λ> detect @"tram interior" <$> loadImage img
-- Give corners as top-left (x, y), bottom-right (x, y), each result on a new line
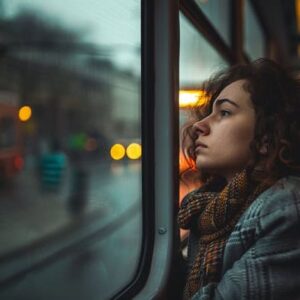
top-left (0, 0), bottom-right (300, 299)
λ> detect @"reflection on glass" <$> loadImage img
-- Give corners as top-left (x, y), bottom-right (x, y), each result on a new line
top-left (0, 0), bottom-right (141, 299)
top-left (244, 0), bottom-right (265, 60)
top-left (194, 0), bottom-right (231, 45)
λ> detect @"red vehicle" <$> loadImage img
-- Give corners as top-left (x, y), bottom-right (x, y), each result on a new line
top-left (0, 93), bottom-right (23, 179)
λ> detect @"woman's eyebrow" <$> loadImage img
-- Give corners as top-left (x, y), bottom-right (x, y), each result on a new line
top-left (214, 98), bottom-right (240, 108)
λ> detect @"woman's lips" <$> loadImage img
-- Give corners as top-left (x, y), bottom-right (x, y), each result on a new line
top-left (194, 142), bottom-right (207, 153)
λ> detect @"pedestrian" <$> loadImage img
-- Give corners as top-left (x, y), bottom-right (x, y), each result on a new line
top-left (178, 58), bottom-right (300, 299)
top-left (40, 139), bottom-right (67, 191)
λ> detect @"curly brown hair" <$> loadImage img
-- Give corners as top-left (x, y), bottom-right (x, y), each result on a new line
top-left (181, 58), bottom-right (300, 186)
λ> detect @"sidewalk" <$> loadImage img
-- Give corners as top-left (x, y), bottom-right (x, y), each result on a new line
top-left (0, 162), bottom-right (110, 259)
top-left (1, 195), bottom-right (73, 258)
top-left (0, 162), bottom-right (140, 284)
top-left (0, 187), bottom-right (112, 260)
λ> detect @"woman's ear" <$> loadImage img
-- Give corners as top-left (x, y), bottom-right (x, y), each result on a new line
top-left (259, 135), bottom-right (269, 155)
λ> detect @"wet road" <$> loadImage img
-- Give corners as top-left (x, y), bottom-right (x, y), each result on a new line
top-left (0, 159), bottom-right (142, 300)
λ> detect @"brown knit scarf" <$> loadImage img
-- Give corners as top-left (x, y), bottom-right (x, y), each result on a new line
top-left (178, 169), bottom-right (265, 299)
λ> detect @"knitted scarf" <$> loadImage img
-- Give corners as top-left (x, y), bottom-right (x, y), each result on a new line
top-left (178, 169), bottom-right (264, 299)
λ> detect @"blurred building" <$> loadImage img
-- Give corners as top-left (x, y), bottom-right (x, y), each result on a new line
top-left (0, 11), bottom-right (140, 160)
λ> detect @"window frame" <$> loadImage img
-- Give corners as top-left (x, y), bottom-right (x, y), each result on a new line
top-left (180, 0), bottom-right (235, 64)
top-left (116, 0), bottom-right (183, 298)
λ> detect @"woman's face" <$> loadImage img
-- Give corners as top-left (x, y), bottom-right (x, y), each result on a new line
top-left (193, 79), bottom-right (256, 182)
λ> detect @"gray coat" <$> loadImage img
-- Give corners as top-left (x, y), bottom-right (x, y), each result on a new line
top-left (190, 176), bottom-right (300, 300)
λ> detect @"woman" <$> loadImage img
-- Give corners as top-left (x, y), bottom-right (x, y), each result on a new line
top-left (178, 58), bottom-right (300, 300)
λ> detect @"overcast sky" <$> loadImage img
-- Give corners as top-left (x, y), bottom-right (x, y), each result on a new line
top-left (3, 0), bottom-right (141, 73)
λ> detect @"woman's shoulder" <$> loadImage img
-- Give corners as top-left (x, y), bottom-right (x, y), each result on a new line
top-left (243, 176), bottom-right (300, 221)
top-left (223, 176), bottom-right (300, 270)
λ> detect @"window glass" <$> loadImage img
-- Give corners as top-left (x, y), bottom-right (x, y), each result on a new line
top-left (0, 0), bottom-right (141, 299)
top-left (244, 0), bottom-right (265, 60)
top-left (179, 13), bottom-right (228, 237)
top-left (194, 0), bottom-right (231, 45)
top-left (180, 13), bottom-right (228, 88)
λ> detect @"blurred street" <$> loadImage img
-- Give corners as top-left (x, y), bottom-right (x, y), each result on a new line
top-left (0, 0), bottom-right (143, 298)
top-left (0, 160), bottom-right (142, 257)
top-left (0, 159), bottom-right (142, 300)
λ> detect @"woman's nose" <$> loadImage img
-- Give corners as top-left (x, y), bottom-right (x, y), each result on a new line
top-left (192, 119), bottom-right (210, 136)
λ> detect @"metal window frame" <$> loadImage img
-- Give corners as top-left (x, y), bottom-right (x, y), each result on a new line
top-left (115, 0), bottom-right (182, 299)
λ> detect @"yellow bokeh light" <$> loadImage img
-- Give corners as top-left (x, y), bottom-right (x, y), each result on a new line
top-left (126, 143), bottom-right (142, 160)
top-left (179, 90), bottom-right (208, 108)
top-left (19, 106), bottom-right (32, 122)
top-left (110, 144), bottom-right (126, 160)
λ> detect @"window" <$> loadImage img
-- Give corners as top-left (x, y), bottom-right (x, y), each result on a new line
top-left (0, 1), bottom-right (141, 299)
top-left (244, 0), bottom-right (265, 60)
top-left (180, 13), bottom-right (228, 88)
top-left (194, 0), bottom-right (231, 45)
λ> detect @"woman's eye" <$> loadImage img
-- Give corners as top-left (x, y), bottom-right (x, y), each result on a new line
top-left (220, 110), bottom-right (231, 117)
